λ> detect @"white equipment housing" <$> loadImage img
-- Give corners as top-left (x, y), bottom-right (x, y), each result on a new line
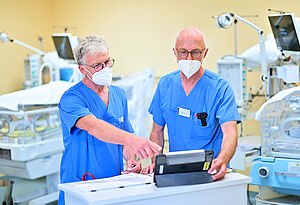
top-left (0, 105), bottom-right (64, 179)
top-left (216, 56), bottom-right (247, 113)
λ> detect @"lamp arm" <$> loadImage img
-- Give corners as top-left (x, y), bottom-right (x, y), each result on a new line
top-left (231, 14), bottom-right (262, 32)
top-left (258, 33), bottom-right (268, 80)
top-left (12, 39), bottom-right (45, 56)
top-left (231, 13), bottom-right (268, 80)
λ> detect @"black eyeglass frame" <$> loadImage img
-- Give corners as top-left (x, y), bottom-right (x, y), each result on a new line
top-left (84, 58), bottom-right (115, 71)
top-left (175, 48), bottom-right (206, 59)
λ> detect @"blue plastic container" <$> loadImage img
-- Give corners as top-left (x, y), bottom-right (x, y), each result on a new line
top-left (60, 68), bottom-right (74, 81)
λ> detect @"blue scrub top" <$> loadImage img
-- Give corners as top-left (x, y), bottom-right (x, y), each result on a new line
top-left (149, 69), bottom-right (241, 158)
top-left (58, 81), bottom-right (133, 205)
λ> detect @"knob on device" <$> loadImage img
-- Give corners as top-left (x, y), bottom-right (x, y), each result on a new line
top-left (258, 166), bottom-right (269, 178)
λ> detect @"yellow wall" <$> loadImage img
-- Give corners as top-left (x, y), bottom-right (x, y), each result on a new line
top-left (0, 0), bottom-right (54, 94)
top-left (0, 0), bottom-right (300, 136)
top-left (49, 0), bottom-right (300, 77)
top-left (1, 0), bottom-right (300, 90)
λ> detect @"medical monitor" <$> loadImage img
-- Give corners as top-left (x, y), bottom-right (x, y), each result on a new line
top-left (268, 13), bottom-right (300, 52)
top-left (52, 33), bottom-right (77, 60)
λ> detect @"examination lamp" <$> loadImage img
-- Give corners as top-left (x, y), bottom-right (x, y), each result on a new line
top-left (215, 13), bottom-right (268, 80)
top-left (0, 32), bottom-right (53, 86)
top-left (0, 32), bottom-right (45, 56)
top-left (216, 13), bottom-right (233, 29)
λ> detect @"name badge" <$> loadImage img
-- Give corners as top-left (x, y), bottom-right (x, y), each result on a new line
top-left (177, 107), bottom-right (191, 118)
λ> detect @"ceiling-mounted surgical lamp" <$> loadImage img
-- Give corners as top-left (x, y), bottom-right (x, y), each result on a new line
top-left (0, 32), bottom-right (45, 56)
top-left (214, 13), bottom-right (268, 81)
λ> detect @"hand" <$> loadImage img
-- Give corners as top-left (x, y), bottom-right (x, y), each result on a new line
top-left (122, 159), bottom-right (142, 174)
top-left (208, 158), bottom-right (227, 181)
top-left (128, 136), bottom-right (162, 159)
top-left (141, 163), bottom-right (155, 175)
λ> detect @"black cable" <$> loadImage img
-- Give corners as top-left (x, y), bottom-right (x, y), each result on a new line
top-left (247, 184), bottom-right (254, 205)
top-left (240, 121), bottom-right (243, 138)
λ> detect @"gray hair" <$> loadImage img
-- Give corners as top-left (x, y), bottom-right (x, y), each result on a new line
top-left (74, 34), bottom-right (109, 65)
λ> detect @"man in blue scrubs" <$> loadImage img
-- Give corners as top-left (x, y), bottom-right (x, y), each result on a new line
top-left (58, 35), bottom-right (161, 204)
top-left (142, 27), bottom-right (240, 181)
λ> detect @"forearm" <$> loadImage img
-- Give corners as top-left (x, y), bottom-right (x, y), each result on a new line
top-left (150, 123), bottom-right (164, 163)
top-left (76, 115), bottom-right (161, 160)
top-left (218, 136), bottom-right (237, 165)
top-left (218, 121), bottom-right (238, 164)
top-left (76, 114), bottom-right (135, 146)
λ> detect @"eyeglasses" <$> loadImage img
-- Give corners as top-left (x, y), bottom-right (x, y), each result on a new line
top-left (176, 48), bottom-right (206, 59)
top-left (85, 58), bottom-right (115, 71)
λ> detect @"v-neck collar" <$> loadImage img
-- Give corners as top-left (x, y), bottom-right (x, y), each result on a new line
top-left (176, 70), bottom-right (205, 97)
top-left (81, 82), bottom-right (111, 111)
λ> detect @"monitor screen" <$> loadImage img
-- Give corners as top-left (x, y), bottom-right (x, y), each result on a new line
top-left (52, 35), bottom-right (75, 60)
top-left (269, 14), bottom-right (300, 52)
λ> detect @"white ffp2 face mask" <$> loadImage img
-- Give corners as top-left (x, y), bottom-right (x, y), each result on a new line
top-left (83, 66), bottom-right (113, 86)
top-left (178, 60), bottom-right (202, 79)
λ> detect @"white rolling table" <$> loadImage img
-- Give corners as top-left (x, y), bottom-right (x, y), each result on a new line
top-left (59, 172), bottom-right (251, 205)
